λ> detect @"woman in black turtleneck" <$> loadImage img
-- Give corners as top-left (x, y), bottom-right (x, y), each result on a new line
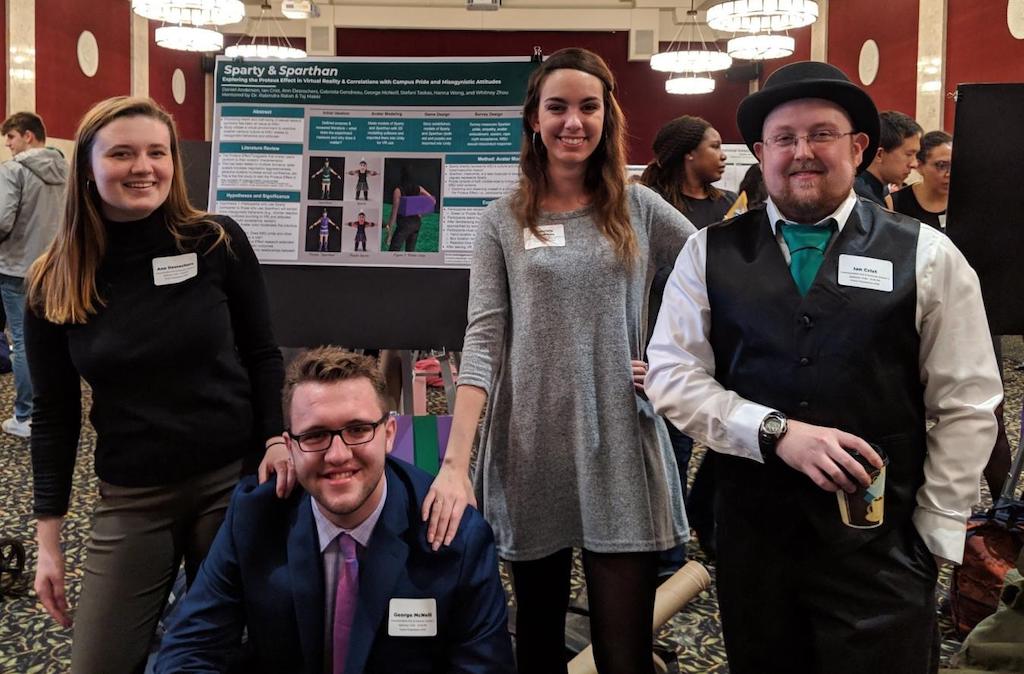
top-left (24, 97), bottom-right (287, 672)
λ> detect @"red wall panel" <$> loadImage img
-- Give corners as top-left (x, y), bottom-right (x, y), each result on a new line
top-left (335, 28), bottom-right (751, 163)
top-left (945, 0), bottom-right (1024, 132)
top-left (148, 23), bottom-right (206, 141)
top-left (759, 25), bottom-right (813, 86)
top-left (35, 0), bottom-right (132, 139)
top-left (828, 0), bottom-right (918, 117)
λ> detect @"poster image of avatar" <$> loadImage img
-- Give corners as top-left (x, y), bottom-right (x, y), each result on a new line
top-left (308, 156), bottom-right (345, 201)
top-left (341, 207), bottom-right (381, 252)
top-left (304, 206), bottom-right (343, 252)
top-left (381, 157), bottom-right (442, 253)
top-left (346, 157), bottom-right (382, 202)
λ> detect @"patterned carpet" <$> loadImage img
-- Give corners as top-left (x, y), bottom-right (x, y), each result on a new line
top-left (0, 340), bottom-right (1021, 673)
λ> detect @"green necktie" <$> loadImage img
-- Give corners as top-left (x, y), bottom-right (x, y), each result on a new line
top-left (779, 220), bottom-right (836, 296)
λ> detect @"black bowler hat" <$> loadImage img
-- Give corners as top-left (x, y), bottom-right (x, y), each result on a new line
top-left (737, 61), bottom-right (879, 172)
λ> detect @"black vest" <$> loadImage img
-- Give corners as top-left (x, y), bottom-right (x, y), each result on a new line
top-left (706, 202), bottom-right (926, 551)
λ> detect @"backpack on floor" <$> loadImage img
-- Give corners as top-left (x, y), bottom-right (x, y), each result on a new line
top-left (950, 407), bottom-right (1024, 638)
top-left (951, 502), bottom-right (1024, 637)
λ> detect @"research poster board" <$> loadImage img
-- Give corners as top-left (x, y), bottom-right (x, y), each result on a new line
top-left (209, 57), bottom-right (535, 269)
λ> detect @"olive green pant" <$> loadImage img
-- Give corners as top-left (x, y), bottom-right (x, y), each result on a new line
top-left (70, 460), bottom-right (241, 674)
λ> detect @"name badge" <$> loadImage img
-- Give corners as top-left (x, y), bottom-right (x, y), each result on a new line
top-left (524, 224), bottom-right (566, 250)
top-left (152, 253), bottom-right (198, 286)
top-left (388, 598), bottom-right (437, 637)
top-left (837, 254), bottom-right (893, 292)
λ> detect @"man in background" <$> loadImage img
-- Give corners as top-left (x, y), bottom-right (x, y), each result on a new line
top-left (855, 109), bottom-right (922, 208)
top-left (0, 112), bottom-right (67, 438)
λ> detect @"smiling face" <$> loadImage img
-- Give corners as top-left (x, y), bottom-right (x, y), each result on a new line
top-left (755, 98), bottom-right (868, 224)
top-left (89, 115), bottom-right (173, 222)
top-left (688, 126), bottom-right (728, 184)
top-left (531, 68), bottom-right (605, 170)
top-left (287, 378), bottom-right (394, 529)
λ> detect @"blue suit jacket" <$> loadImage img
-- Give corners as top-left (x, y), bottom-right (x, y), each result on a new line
top-left (156, 458), bottom-right (514, 673)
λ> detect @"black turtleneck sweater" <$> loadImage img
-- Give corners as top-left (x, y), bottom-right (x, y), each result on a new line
top-left (26, 211), bottom-right (284, 517)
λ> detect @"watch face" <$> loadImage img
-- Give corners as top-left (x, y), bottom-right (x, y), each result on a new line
top-left (764, 416), bottom-right (784, 435)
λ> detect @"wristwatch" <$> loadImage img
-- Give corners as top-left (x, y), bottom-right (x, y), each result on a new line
top-left (758, 411), bottom-right (788, 455)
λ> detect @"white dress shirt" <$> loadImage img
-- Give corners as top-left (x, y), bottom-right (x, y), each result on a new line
top-left (645, 190), bottom-right (1003, 563)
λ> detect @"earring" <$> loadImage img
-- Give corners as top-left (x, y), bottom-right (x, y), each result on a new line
top-left (532, 131), bottom-right (542, 152)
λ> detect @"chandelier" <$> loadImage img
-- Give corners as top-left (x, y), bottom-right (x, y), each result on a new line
top-left (651, 49), bottom-right (731, 74)
top-left (706, 0), bottom-right (818, 34)
top-left (727, 34), bottom-right (795, 60)
top-left (155, 25), bottom-right (224, 52)
top-left (132, 0), bottom-right (245, 26)
top-left (651, 1), bottom-right (731, 76)
top-left (225, 1), bottom-right (307, 59)
top-left (134, 1), bottom-right (242, 53)
top-left (665, 75), bottom-right (716, 95)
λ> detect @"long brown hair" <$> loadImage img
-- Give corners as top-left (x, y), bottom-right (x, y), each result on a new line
top-left (639, 115), bottom-right (722, 213)
top-left (513, 48), bottom-right (636, 267)
top-left (27, 96), bottom-right (228, 324)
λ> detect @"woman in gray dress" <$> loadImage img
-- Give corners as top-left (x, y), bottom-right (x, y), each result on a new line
top-left (421, 48), bottom-right (694, 674)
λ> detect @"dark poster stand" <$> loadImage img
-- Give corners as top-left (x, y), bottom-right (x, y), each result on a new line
top-left (946, 83), bottom-right (1024, 335)
top-left (180, 140), bottom-right (469, 350)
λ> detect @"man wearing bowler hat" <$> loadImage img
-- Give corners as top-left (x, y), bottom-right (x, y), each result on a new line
top-left (646, 61), bottom-right (1003, 673)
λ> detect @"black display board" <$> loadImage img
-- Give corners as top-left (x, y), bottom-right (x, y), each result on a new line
top-left (179, 141), bottom-right (469, 350)
top-left (946, 83), bottom-right (1024, 335)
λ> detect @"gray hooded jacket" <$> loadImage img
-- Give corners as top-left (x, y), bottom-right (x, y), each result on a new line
top-left (0, 147), bottom-right (67, 276)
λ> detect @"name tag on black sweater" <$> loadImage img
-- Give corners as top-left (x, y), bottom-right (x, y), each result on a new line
top-left (152, 253), bottom-right (198, 286)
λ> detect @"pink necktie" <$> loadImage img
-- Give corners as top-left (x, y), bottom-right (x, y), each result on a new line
top-left (332, 533), bottom-right (359, 674)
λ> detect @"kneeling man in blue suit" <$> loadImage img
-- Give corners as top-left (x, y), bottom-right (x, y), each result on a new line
top-left (157, 347), bottom-right (514, 674)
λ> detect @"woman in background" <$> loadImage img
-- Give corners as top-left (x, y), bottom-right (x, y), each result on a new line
top-left (640, 115), bottom-right (736, 563)
top-left (640, 115), bottom-right (736, 228)
top-left (893, 129), bottom-right (952, 230)
top-left (26, 96), bottom-right (286, 673)
top-left (732, 163), bottom-right (768, 215)
top-left (421, 48), bottom-right (694, 673)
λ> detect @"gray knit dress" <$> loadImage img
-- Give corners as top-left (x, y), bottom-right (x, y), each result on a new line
top-left (458, 183), bottom-right (696, 561)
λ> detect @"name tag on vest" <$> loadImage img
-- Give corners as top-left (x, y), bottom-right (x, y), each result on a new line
top-left (152, 253), bottom-right (198, 286)
top-left (524, 224), bottom-right (566, 250)
top-left (837, 254), bottom-right (893, 292)
top-left (388, 598), bottom-right (437, 637)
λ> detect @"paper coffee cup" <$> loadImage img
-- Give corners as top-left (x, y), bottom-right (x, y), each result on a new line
top-left (837, 443), bottom-right (889, 529)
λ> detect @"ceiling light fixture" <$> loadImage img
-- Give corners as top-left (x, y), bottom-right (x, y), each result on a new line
top-left (706, 0), bottom-right (818, 34)
top-left (665, 75), bottom-right (717, 95)
top-left (727, 33), bottom-right (796, 60)
top-left (651, 1), bottom-right (732, 75)
top-left (132, 0), bottom-right (245, 26)
top-left (225, 0), bottom-right (306, 59)
top-left (155, 25), bottom-right (224, 52)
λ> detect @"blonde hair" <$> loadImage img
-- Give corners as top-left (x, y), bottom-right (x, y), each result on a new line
top-left (513, 48), bottom-right (636, 268)
top-left (27, 96), bottom-right (227, 324)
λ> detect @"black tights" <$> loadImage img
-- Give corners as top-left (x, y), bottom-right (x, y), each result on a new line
top-left (509, 548), bottom-right (658, 674)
